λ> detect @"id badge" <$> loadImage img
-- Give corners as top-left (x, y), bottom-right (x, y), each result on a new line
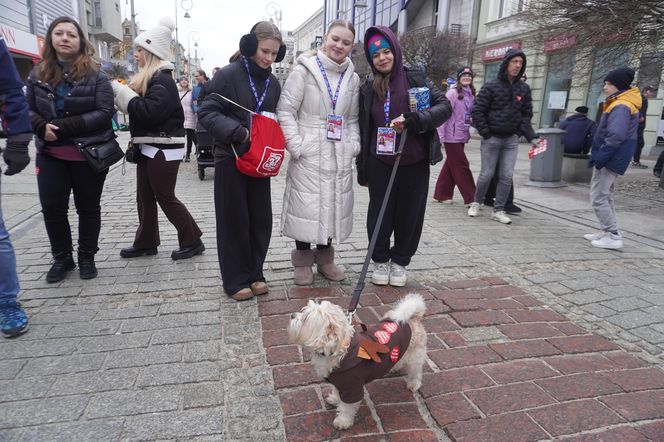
top-left (326, 114), bottom-right (343, 141)
top-left (376, 127), bottom-right (396, 155)
top-left (464, 112), bottom-right (471, 128)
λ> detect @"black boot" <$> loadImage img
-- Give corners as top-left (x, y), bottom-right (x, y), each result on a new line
top-left (46, 251), bottom-right (76, 283)
top-left (78, 250), bottom-right (98, 280)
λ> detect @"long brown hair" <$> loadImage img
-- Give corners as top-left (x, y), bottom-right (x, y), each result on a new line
top-left (230, 21), bottom-right (283, 63)
top-left (455, 77), bottom-right (476, 100)
top-left (37, 16), bottom-right (97, 85)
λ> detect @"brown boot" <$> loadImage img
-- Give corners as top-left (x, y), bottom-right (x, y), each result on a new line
top-left (314, 247), bottom-right (345, 281)
top-left (291, 249), bottom-right (315, 286)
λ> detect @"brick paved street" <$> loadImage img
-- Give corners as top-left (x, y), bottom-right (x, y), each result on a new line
top-left (1, 134), bottom-right (664, 441)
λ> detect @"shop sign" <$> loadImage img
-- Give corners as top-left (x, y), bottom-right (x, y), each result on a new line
top-left (544, 35), bottom-right (576, 53)
top-left (0, 24), bottom-right (41, 58)
top-left (482, 41), bottom-right (521, 62)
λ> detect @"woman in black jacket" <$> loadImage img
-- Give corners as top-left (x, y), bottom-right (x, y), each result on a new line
top-left (26, 16), bottom-right (115, 283)
top-left (198, 21), bottom-right (284, 301)
top-left (112, 17), bottom-right (204, 261)
top-left (356, 26), bottom-right (451, 288)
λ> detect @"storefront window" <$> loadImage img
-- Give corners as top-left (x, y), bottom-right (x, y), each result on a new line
top-left (483, 62), bottom-right (500, 84)
top-left (587, 47), bottom-right (628, 123)
top-left (540, 52), bottom-right (575, 128)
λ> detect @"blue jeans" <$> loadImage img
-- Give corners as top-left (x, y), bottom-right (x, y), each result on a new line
top-left (474, 135), bottom-right (519, 212)
top-left (0, 175), bottom-right (20, 302)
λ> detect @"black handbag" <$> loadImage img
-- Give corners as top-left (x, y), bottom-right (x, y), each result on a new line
top-left (124, 141), bottom-right (141, 164)
top-left (80, 138), bottom-right (125, 173)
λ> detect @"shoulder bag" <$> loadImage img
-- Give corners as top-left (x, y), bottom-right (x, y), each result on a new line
top-left (80, 138), bottom-right (125, 173)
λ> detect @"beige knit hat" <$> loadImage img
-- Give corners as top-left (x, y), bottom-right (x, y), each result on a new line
top-left (134, 17), bottom-right (175, 61)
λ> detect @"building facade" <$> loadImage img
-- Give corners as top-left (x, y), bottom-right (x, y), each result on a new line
top-left (292, 7), bottom-right (324, 59)
top-left (472, 0), bottom-right (664, 153)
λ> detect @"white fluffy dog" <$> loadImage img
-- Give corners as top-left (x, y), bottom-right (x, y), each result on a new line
top-left (288, 293), bottom-right (427, 430)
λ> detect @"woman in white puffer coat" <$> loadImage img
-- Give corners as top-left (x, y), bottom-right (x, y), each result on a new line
top-left (277, 20), bottom-right (361, 286)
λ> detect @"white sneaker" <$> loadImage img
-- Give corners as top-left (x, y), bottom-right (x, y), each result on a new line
top-left (468, 202), bottom-right (480, 217)
top-left (591, 233), bottom-right (623, 249)
top-left (371, 262), bottom-right (390, 285)
top-left (491, 210), bottom-right (512, 224)
top-left (389, 262), bottom-right (407, 287)
top-left (584, 231), bottom-right (607, 241)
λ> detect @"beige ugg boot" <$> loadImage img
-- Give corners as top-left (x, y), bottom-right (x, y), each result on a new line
top-left (314, 247), bottom-right (346, 281)
top-left (291, 249), bottom-right (315, 286)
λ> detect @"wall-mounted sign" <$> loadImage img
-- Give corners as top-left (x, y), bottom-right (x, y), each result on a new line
top-left (544, 35), bottom-right (576, 53)
top-left (0, 24), bottom-right (41, 59)
top-left (481, 41), bottom-right (521, 62)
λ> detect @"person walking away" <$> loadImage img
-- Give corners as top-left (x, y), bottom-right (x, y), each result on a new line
top-left (0, 36), bottom-right (32, 337)
top-left (277, 20), bottom-right (360, 286)
top-left (26, 17), bottom-right (115, 283)
top-left (559, 106), bottom-right (597, 154)
top-left (178, 76), bottom-right (197, 162)
top-left (433, 66), bottom-right (476, 205)
top-left (585, 67), bottom-right (641, 249)
top-left (198, 21), bottom-right (284, 301)
top-left (468, 48), bottom-right (538, 224)
top-left (356, 26), bottom-right (451, 287)
top-left (631, 85), bottom-right (655, 168)
top-left (112, 17), bottom-right (204, 261)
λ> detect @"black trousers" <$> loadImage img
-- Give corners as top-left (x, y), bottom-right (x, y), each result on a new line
top-left (366, 155), bottom-right (429, 267)
top-left (185, 128), bottom-right (197, 157)
top-left (654, 150), bottom-right (664, 174)
top-left (36, 154), bottom-right (107, 254)
top-left (214, 157), bottom-right (272, 295)
top-left (634, 126), bottom-right (645, 163)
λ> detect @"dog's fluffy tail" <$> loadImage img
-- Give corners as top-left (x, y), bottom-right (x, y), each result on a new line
top-left (384, 293), bottom-right (426, 323)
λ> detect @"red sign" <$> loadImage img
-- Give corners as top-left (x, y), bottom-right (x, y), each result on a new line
top-left (482, 41), bottom-right (521, 62)
top-left (544, 35), bottom-right (576, 53)
top-left (0, 24), bottom-right (42, 59)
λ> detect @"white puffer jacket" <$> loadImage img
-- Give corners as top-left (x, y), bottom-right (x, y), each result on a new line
top-left (179, 88), bottom-right (196, 130)
top-left (278, 50), bottom-right (361, 245)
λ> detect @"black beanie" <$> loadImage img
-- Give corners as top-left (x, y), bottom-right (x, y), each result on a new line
top-left (575, 106), bottom-right (589, 114)
top-left (457, 66), bottom-right (474, 81)
top-left (604, 67), bottom-right (634, 91)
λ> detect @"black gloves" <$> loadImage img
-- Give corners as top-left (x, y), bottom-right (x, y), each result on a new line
top-left (51, 116), bottom-right (85, 138)
top-left (402, 112), bottom-right (424, 133)
top-left (3, 133), bottom-right (31, 176)
top-left (31, 114), bottom-right (48, 139)
top-left (232, 126), bottom-right (249, 144)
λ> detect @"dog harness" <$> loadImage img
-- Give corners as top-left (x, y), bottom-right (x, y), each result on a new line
top-left (326, 320), bottom-right (412, 403)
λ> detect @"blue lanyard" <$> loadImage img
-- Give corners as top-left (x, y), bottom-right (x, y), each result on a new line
top-left (383, 89), bottom-right (391, 126)
top-left (242, 56), bottom-right (270, 112)
top-left (315, 56), bottom-right (346, 113)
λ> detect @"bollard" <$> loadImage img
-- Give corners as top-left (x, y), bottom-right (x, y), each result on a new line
top-left (527, 127), bottom-right (567, 188)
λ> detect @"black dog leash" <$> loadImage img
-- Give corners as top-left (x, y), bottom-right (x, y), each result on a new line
top-left (348, 128), bottom-right (409, 323)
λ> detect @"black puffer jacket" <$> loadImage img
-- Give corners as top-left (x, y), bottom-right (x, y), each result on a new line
top-left (26, 67), bottom-right (114, 152)
top-left (198, 58), bottom-right (281, 161)
top-left (127, 68), bottom-right (185, 149)
top-left (356, 69), bottom-right (450, 186)
top-left (471, 48), bottom-right (536, 142)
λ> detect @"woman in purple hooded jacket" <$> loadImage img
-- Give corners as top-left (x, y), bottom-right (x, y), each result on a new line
top-left (433, 67), bottom-right (476, 205)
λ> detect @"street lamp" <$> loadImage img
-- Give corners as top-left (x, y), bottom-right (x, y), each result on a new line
top-left (187, 31), bottom-right (200, 81)
top-left (174, 0), bottom-right (193, 76)
top-left (265, 1), bottom-right (282, 30)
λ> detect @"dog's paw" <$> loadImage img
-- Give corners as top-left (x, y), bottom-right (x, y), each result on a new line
top-left (333, 414), bottom-right (354, 430)
top-left (325, 393), bottom-right (340, 406)
top-left (406, 380), bottom-right (422, 392)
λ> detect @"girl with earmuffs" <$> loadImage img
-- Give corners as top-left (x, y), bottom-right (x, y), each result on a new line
top-left (198, 21), bottom-right (284, 301)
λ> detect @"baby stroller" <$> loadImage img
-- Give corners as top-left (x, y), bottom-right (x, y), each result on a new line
top-left (195, 123), bottom-right (215, 180)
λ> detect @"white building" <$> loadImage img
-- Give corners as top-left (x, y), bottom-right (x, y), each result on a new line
top-left (292, 7), bottom-right (324, 58)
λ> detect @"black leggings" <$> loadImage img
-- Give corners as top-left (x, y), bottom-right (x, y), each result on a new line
top-left (185, 128), bottom-right (197, 157)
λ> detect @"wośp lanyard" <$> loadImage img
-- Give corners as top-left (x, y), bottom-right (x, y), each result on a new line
top-left (315, 56), bottom-right (346, 113)
top-left (383, 89), bottom-right (391, 126)
top-left (242, 56), bottom-right (270, 113)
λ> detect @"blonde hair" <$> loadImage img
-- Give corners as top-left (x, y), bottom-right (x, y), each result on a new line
top-left (129, 49), bottom-right (163, 95)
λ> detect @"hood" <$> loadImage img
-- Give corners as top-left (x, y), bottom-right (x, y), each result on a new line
top-left (298, 49), bottom-right (351, 74)
top-left (604, 87), bottom-right (642, 115)
top-left (497, 48), bottom-right (526, 82)
top-left (363, 26), bottom-right (403, 76)
top-left (567, 113), bottom-right (589, 121)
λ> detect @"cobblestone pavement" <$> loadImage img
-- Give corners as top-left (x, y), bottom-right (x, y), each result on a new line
top-left (1, 134), bottom-right (664, 441)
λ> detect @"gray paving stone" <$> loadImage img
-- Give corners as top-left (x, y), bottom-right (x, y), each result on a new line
top-left (19, 419), bottom-right (124, 442)
top-left (188, 311), bottom-right (221, 326)
top-left (48, 368), bottom-right (139, 396)
top-left (561, 278), bottom-right (607, 291)
top-left (599, 284), bottom-right (652, 298)
top-left (159, 300), bottom-right (219, 315)
top-left (151, 324), bottom-right (221, 345)
top-left (29, 310), bottom-right (97, 325)
top-left (136, 361), bottom-right (220, 387)
top-left (183, 341), bottom-right (220, 363)
top-left (182, 381), bottom-right (225, 408)
top-left (601, 297), bottom-right (653, 312)
top-left (524, 272), bottom-right (568, 284)
top-left (0, 377), bottom-right (53, 401)
top-left (77, 331), bottom-right (152, 353)
top-left (580, 303), bottom-right (617, 318)
top-left (46, 320), bottom-right (122, 338)
top-left (0, 395), bottom-right (88, 428)
top-left (606, 310), bottom-right (662, 329)
top-left (86, 386), bottom-right (180, 418)
top-left (0, 339), bottom-right (80, 360)
top-left (0, 360), bottom-right (26, 380)
top-left (561, 290), bottom-right (617, 305)
top-left (118, 314), bottom-right (189, 333)
top-left (95, 306), bottom-right (160, 321)
top-left (123, 407), bottom-right (223, 440)
top-left (631, 327), bottom-right (664, 344)
top-left (105, 344), bottom-right (183, 369)
top-left (18, 353), bottom-right (103, 377)
top-left (460, 326), bottom-right (505, 343)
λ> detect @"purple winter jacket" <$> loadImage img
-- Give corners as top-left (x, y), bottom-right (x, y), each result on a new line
top-left (437, 87), bottom-right (474, 144)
